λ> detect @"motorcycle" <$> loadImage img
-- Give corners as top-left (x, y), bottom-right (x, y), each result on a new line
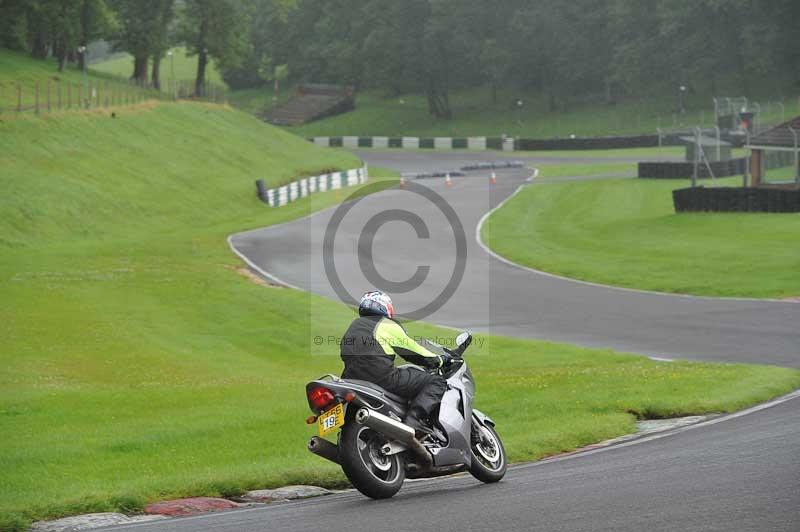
top-left (304, 331), bottom-right (507, 499)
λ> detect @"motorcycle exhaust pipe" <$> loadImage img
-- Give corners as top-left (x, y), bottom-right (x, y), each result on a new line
top-left (355, 408), bottom-right (432, 468)
top-left (308, 436), bottom-right (339, 465)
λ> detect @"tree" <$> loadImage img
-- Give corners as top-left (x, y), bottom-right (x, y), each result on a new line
top-left (149, 0), bottom-right (174, 90)
top-left (108, 0), bottom-right (173, 85)
top-left (178, 0), bottom-right (249, 96)
top-left (0, 0), bottom-right (30, 51)
top-left (77, 0), bottom-right (115, 72)
top-left (219, 0), bottom-right (294, 90)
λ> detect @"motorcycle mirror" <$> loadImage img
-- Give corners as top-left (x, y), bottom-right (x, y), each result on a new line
top-left (456, 331), bottom-right (472, 349)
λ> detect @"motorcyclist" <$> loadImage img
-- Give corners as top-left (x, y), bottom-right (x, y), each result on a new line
top-left (340, 290), bottom-right (449, 436)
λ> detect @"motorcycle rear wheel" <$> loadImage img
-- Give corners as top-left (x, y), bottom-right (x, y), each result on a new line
top-left (339, 422), bottom-right (405, 499)
top-left (468, 422), bottom-right (507, 483)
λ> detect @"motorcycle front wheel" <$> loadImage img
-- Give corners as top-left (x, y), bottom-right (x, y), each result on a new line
top-left (339, 422), bottom-right (405, 499)
top-left (468, 421), bottom-right (507, 483)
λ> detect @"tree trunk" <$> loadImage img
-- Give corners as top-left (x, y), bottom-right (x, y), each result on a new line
top-left (195, 50), bottom-right (207, 97)
top-left (55, 38), bottom-right (67, 71)
top-left (195, 49), bottom-right (207, 97)
top-left (78, 0), bottom-right (90, 71)
top-left (194, 15), bottom-right (209, 97)
top-left (548, 87), bottom-right (557, 112)
top-left (31, 31), bottom-right (48, 59)
top-left (132, 54), bottom-right (148, 86)
top-left (151, 55), bottom-right (161, 90)
top-left (426, 89), bottom-right (451, 119)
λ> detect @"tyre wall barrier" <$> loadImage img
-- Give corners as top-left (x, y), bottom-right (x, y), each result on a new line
top-left (639, 159), bottom-right (747, 179)
top-left (255, 166), bottom-right (367, 207)
top-left (673, 186), bottom-right (800, 213)
top-left (640, 152), bottom-right (794, 179)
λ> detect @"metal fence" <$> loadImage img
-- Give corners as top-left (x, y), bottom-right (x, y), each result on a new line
top-left (0, 77), bottom-right (227, 116)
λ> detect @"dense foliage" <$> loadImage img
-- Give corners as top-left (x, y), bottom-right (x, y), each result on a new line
top-left (2, 0), bottom-right (798, 113)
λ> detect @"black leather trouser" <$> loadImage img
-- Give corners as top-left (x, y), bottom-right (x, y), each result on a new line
top-left (378, 367), bottom-right (447, 419)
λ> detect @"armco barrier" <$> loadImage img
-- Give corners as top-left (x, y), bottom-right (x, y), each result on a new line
top-left (673, 186), bottom-right (800, 212)
top-left (255, 166), bottom-right (367, 207)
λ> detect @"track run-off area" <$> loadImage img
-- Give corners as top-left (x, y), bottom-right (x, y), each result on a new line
top-left (201, 149), bottom-right (800, 532)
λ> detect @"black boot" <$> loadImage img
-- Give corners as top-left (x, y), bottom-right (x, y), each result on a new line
top-left (403, 410), bottom-right (432, 438)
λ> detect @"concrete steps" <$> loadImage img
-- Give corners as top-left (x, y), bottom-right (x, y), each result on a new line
top-left (267, 84), bottom-right (354, 126)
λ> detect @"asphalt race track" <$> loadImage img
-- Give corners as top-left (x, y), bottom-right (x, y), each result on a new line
top-left (107, 394), bottom-right (800, 532)
top-left (125, 150), bottom-right (798, 531)
top-left (231, 150), bottom-right (800, 366)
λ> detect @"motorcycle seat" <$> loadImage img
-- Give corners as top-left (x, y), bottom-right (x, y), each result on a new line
top-left (343, 379), bottom-right (408, 405)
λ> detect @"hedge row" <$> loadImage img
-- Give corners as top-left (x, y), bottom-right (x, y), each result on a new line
top-left (673, 186), bottom-right (800, 212)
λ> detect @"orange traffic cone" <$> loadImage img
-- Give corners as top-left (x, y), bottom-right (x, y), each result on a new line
top-left (445, 173), bottom-right (453, 187)
top-left (490, 171), bottom-right (497, 185)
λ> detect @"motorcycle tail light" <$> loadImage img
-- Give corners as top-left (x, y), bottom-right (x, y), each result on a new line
top-left (308, 386), bottom-right (336, 410)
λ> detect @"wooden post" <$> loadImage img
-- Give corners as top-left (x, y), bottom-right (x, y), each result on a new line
top-left (57, 81), bottom-right (62, 110)
top-left (751, 149), bottom-right (762, 187)
top-left (17, 82), bottom-right (22, 112)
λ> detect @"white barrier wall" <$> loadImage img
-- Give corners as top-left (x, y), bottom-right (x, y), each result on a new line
top-left (260, 166), bottom-right (368, 207)
top-left (434, 137), bottom-right (452, 150)
top-left (468, 137), bottom-right (487, 150)
top-left (402, 137), bottom-right (420, 149)
top-left (310, 136), bottom-right (505, 151)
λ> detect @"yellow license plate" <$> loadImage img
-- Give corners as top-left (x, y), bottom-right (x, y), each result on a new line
top-left (317, 403), bottom-right (344, 437)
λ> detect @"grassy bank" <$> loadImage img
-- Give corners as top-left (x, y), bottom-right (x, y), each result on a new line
top-left (282, 87), bottom-right (800, 138)
top-left (2, 97), bottom-right (798, 529)
top-left (482, 175), bottom-right (800, 298)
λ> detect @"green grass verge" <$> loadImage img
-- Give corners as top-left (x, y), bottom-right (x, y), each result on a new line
top-left (90, 47), bottom-right (224, 86)
top-left (283, 87), bottom-right (800, 138)
top-left (535, 162), bottom-right (635, 178)
top-left (1, 95), bottom-right (798, 529)
top-left (482, 175), bottom-right (800, 298)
